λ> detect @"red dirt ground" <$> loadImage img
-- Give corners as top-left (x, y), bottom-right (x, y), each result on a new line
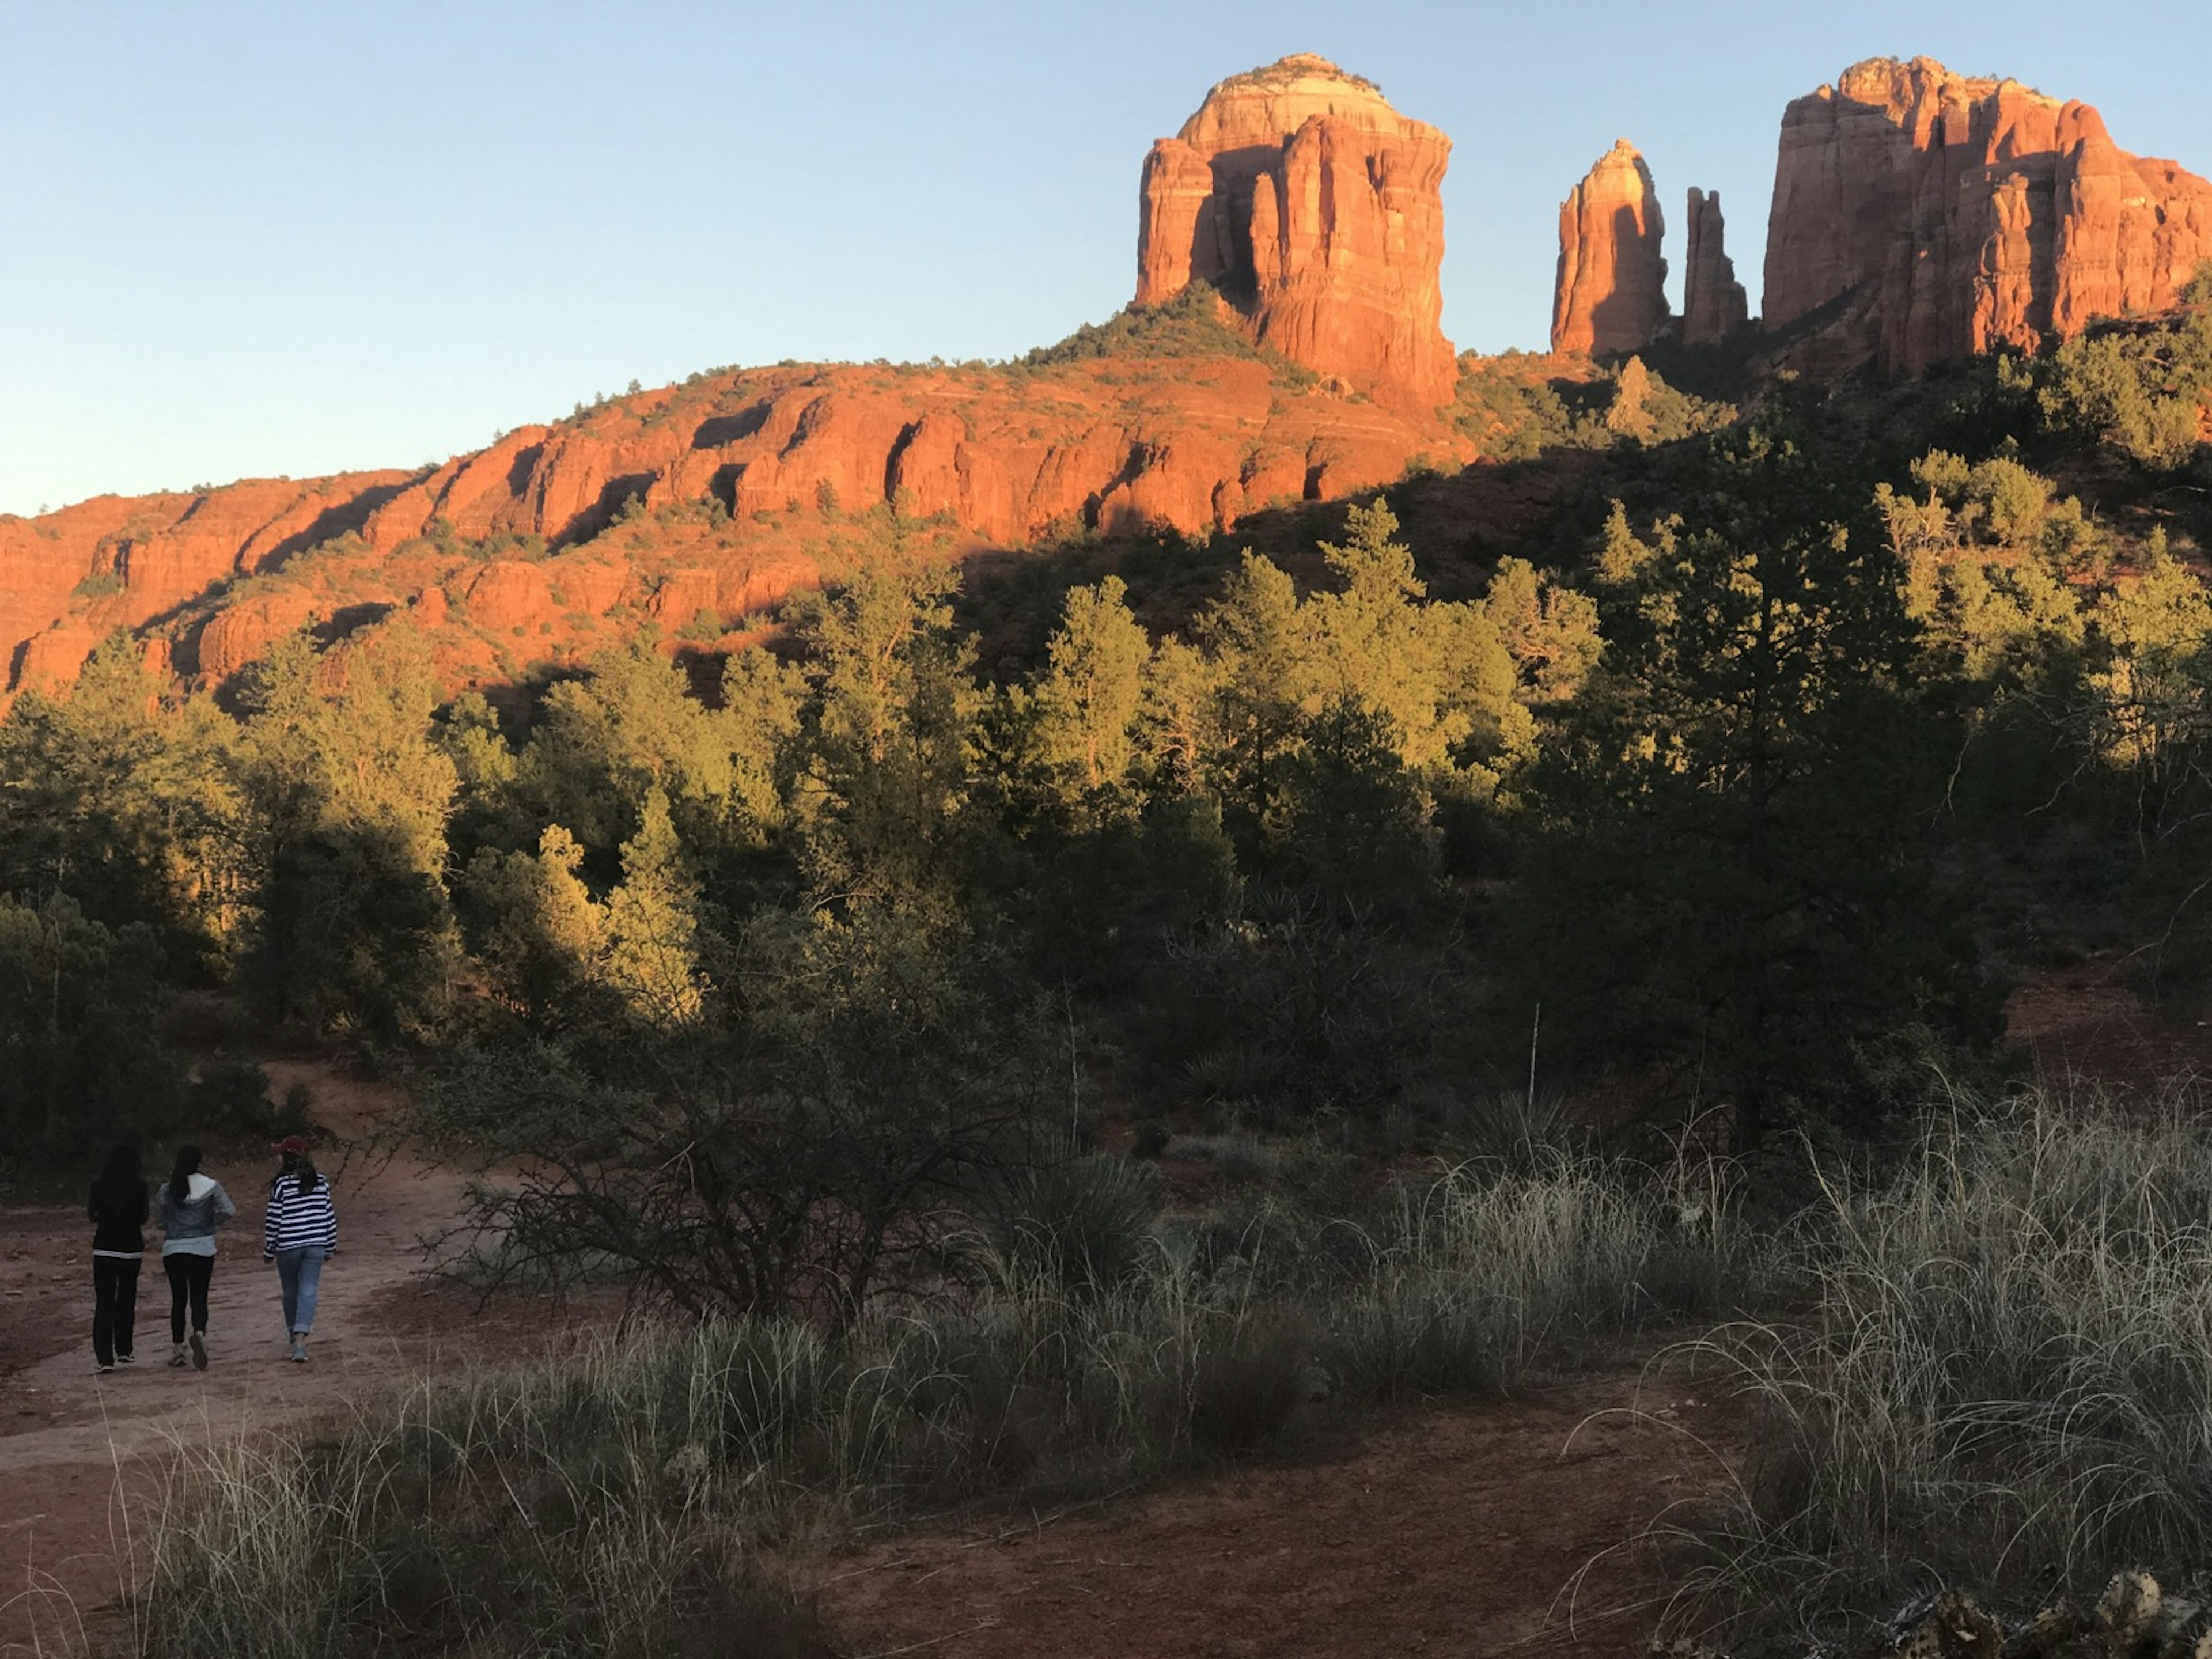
top-left (0, 1058), bottom-right (607, 1657)
top-left (7, 971), bottom-right (2202, 1658)
top-left (820, 1368), bottom-right (1738, 1659)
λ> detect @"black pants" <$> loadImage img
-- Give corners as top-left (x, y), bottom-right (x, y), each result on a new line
top-left (92, 1256), bottom-right (140, 1365)
top-left (165, 1252), bottom-right (213, 1343)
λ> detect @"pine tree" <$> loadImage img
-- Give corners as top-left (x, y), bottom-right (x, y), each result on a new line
top-left (1034, 575), bottom-right (1150, 801)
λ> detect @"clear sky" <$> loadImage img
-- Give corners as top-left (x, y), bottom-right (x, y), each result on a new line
top-left (3, 0), bottom-right (2207, 516)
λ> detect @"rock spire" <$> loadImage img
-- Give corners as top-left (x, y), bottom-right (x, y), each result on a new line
top-left (1134, 53), bottom-right (1457, 409)
top-left (1681, 189), bottom-right (1749, 344)
top-left (1551, 139), bottom-right (1669, 355)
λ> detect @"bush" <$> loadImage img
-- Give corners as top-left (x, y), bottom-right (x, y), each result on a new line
top-left (1021, 283), bottom-right (1315, 388)
top-left (982, 1151), bottom-right (1164, 1296)
top-left (1688, 1084), bottom-right (2212, 1650)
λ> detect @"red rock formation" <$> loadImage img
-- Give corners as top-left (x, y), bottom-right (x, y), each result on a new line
top-left (1, 66), bottom-right (1480, 696)
top-left (1552, 140), bottom-right (1668, 355)
top-left (463, 561), bottom-right (558, 632)
top-left (1, 347), bottom-right (1468, 696)
top-left (1134, 54), bottom-right (1456, 409)
top-left (0, 470), bottom-right (407, 689)
top-left (10, 622), bottom-right (100, 692)
top-left (648, 568), bottom-right (722, 627)
top-left (1763, 56), bottom-right (2212, 373)
top-left (199, 592), bottom-right (318, 683)
top-left (1681, 189), bottom-right (1749, 345)
top-left (544, 558), bottom-right (630, 616)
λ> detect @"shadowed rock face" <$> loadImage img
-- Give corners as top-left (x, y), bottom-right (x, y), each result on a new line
top-left (1681, 189), bottom-right (1749, 346)
top-left (1763, 55), bottom-right (2212, 374)
top-left (1551, 139), bottom-right (1669, 355)
top-left (1135, 53), bottom-right (1457, 410)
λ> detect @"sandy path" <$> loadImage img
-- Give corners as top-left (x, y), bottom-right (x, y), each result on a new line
top-left (0, 1059), bottom-right (494, 1657)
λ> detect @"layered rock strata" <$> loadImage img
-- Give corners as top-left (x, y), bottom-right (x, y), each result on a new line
top-left (1763, 56), bottom-right (2212, 373)
top-left (2, 356), bottom-right (1467, 695)
top-left (1551, 139), bottom-right (1669, 355)
top-left (1135, 54), bottom-right (1457, 409)
top-left (1681, 188), bottom-right (1750, 344)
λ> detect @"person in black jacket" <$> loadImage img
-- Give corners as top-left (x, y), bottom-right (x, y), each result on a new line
top-left (89, 1143), bottom-right (149, 1373)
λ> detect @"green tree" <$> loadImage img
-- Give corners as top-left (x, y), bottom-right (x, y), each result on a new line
top-left (0, 893), bottom-right (182, 1156)
top-left (1033, 575), bottom-right (1150, 804)
top-left (1521, 431), bottom-right (1993, 1141)
top-left (793, 560), bottom-right (976, 904)
top-left (238, 624), bottom-right (459, 1037)
top-left (0, 636), bottom-right (247, 960)
top-left (601, 790), bottom-right (706, 1027)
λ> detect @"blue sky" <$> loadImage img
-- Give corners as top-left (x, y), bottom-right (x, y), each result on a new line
top-left (3, 0), bottom-right (2207, 515)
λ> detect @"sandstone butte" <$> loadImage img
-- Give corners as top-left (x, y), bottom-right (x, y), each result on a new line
top-left (1135, 53), bottom-right (1458, 412)
top-left (1551, 139), bottom-right (1669, 356)
top-left (1, 55), bottom-right (1479, 703)
top-left (1763, 55), bottom-right (2212, 374)
top-left (1681, 189), bottom-right (1749, 346)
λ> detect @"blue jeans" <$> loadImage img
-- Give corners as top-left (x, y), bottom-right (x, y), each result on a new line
top-left (275, 1248), bottom-right (325, 1335)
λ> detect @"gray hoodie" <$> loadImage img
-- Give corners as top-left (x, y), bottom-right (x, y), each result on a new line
top-left (157, 1171), bottom-right (237, 1256)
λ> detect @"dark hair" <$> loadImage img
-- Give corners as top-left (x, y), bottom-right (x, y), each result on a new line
top-left (282, 1151), bottom-right (321, 1199)
top-left (168, 1143), bottom-right (202, 1199)
top-left (98, 1143), bottom-right (141, 1188)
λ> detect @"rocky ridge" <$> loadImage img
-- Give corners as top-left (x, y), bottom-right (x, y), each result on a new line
top-left (2, 351), bottom-right (1465, 698)
top-left (1135, 54), bottom-right (1457, 410)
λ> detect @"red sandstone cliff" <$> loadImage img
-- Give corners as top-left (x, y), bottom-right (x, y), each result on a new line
top-left (1763, 56), bottom-right (2212, 373)
top-left (1551, 140), bottom-right (1669, 356)
top-left (1681, 189), bottom-right (1749, 346)
top-left (1, 355), bottom-right (1466, 696)
top-left (1135, 54), bottom-right (1457, 410)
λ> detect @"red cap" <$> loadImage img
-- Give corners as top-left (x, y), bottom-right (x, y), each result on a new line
top-left (271, 1134), bottom-right (313, 1154)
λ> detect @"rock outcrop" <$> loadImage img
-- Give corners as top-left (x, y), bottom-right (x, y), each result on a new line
top-left (1763, 56), bottom-right (2212, 374)
top-left (2, 354), bottom-right (1468, 695)
top-left (1681, 189), bottom-right (1749, 344)
top-left (1135, 54), bottom-right (1457, 410)
top-left (1551, 139), bottom-right (1669, 355)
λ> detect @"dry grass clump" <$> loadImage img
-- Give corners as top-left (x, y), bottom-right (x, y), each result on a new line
top-left (1687, 1082), bottom-right (2212, 1647)
top-left (132, 1151), bottom-right (1740, 1656)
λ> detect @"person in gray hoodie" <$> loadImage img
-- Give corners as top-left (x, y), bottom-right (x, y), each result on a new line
top-left (156, 1144), bottom-right (236, 1370)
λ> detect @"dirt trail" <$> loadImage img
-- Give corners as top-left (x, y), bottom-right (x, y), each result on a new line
top-left (2, 1059), bottom-right (1752, 1659)
top-left (0, 1059), bottom-right (531, 1657)
top-left (820, 1368), bottom-right (1737, 1659)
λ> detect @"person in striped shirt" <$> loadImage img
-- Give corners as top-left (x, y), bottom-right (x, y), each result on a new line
top-left (262, 1135), bottom-right (338, 1363)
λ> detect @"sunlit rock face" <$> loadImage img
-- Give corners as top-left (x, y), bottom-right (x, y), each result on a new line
top-left (1763, 55), bottom-right (2212, 374)
top-left (1135, 53), bottom-right (1457, 410)
top-left (1551, 139), bottom-right (1669, 355)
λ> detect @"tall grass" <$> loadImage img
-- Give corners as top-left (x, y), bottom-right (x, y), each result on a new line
top-left (133, 1152), bottom-right (1739, 1657)
top-left (1690, 1082), bottom-right (2212, 1645)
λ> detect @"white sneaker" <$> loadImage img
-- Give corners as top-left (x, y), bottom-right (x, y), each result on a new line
top-left (289, 1336), bottom-right (308, 1363)
top-left (168, 1343), bottom-right (188, 1369)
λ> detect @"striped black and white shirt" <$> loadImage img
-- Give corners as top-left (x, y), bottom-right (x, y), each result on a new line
top-left (264, 1175), bottom-right (338, 1256)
